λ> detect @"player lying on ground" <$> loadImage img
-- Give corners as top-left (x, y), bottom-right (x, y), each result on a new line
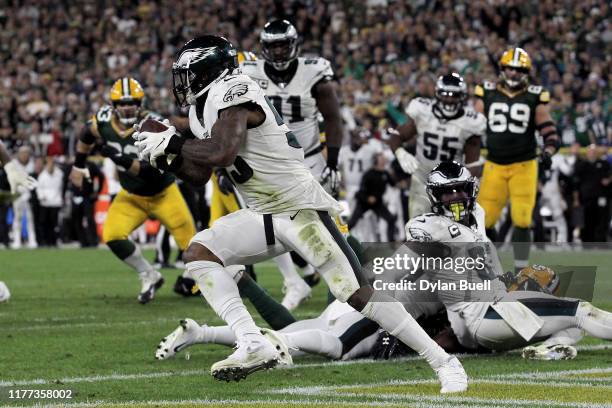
top-left (398, 161), bottom-right (612, 358)
top-left (134, 35), bottom-right (467, 392)
top-left (69, 78), bottom-right (196, 304)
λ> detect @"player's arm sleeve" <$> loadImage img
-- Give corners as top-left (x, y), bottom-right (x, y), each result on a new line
top-left (538, 89), bottom-right (551, 105)
top-left (310, 59), bottom-right (335, 99)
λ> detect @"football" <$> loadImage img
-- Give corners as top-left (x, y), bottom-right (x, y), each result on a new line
top-left (138, 117), bottom-right (171, 133)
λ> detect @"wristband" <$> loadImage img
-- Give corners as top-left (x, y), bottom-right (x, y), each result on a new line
top-left (165, 135), bottom-right (186, 156)
top-left (326, 146), bottom-right (340, 169)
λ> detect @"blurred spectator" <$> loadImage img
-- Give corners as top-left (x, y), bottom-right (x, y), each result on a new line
top-left (69, 160), bottom-right (104, 248)
top-left (348, 153), bottom-right (396, 241)
top-left (10, 145), bottom-right (36, 248)
top-left (572, 145), bottom-right (611, 242)
top-left (36, 156), bottom-right (64, 247)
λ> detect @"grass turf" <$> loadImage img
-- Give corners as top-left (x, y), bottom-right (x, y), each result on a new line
top-left (0, 247), bottom-right (611, 407)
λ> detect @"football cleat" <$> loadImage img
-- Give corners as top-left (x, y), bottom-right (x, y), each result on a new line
top-left (211, 338), bottom-right (279, 382)
top-left (260, 328), bottom-right (293, 366)
top-left (156, 318), bottom-right (201, 360)
top-left (521, 344), bottom-right (577, 361)
top-left (0, 281), bottom-right (11, 303)
top-left (281, 279), bottom-right (311, 311)
top-left (138, 270), bottom-right (164, 304)
top-left (436, 356), bottom-right (468, 394)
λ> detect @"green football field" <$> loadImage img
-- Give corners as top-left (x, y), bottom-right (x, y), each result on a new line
top-left (1, 248), bottom-right (612, 408)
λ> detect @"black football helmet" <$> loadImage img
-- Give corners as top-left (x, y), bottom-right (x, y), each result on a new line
top-left (260, 19), bottom-right (299, 71)
top-left (426, 161), bottom-right (478, 223)
top-left (433, 73), bottom-right (467, 120)
top-left (172, 35), bottom-right (238, 107)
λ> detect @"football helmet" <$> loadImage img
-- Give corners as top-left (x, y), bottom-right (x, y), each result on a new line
top-left (506, 264), bottom-right (560, 295)
top-left (499, 47), bottom-right (532, 90)
top-left (172, 35), bottom-right (238, 107)
top-left (260, 19), bottom-right (299, 71)
top-left (109, 77), bottom-right (145, 125)
top-left (433, 73), bottom-right (467, 120)
top-left (426, 161), bottom-right (478, 223)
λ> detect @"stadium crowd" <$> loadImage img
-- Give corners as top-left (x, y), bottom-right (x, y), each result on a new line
top-left (0, 0), bottom-right (610, 248)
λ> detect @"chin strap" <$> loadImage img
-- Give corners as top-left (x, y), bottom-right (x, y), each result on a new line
top-left (186, 68), bottom-right (229, 105)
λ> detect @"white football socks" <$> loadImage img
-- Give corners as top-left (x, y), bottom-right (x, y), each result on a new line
top-left (187, 260), bottom-right (262, 343)
top-left (361, 292), bottom-right (450, 369)
top-left (199, 325), bottom-right (237, 347)
top-left (124, 245), bottom-right (156, 275)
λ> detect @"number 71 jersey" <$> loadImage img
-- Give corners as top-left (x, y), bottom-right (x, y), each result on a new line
top-left (406, 98), bottom-right (486, 183)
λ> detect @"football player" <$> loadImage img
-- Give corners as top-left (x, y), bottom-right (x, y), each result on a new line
top-left (474, 47), bottom-right (560, 272)
top-left (240, 19), bottom-right (348, 305)
top-left (134, 35), bottom-right (467, 392)
top-left (401, 161), bottom-right (612, 359)
top-left (0, 140), bottom-right (37, 303)
top-left (390, 73), bottom-right (485, 219)
top-left (69, 77), bottom-right (196, 304)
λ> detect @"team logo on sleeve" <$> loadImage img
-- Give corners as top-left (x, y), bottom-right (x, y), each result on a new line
top-left (223, 83), bottom-right (249, 102)
top-left (408, 227), bottom-right (432, 242)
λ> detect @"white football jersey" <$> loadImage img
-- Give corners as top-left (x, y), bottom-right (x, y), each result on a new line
top-left (406, 98), bottom-right (486, 183)
top-left (189, 73), bottom-right (340, 215)
top-left (339, 140), bottom-right (383, 191)
top-left (240, 57), bottom-right (334, 155)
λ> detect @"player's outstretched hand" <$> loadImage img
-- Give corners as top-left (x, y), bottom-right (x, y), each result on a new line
top-left (4, 160), bottom-right (37, 194)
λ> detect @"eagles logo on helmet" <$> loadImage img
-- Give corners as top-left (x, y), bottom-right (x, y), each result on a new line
top-left (433, 73), bottom-right (467, 120)
top-left (172, 35), bottom-right (238, 107)
top-left (260, 19), bottom-right (299, 71)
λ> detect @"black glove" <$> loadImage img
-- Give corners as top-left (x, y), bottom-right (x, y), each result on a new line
top-left (215, 168), bottom-right (234, 195)
top-left (100, 145), bottom-right (133, 169)
top-left (539, 150), bottom-right (553, 171)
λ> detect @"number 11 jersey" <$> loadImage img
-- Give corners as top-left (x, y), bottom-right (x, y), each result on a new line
top-left (406, 97), bottom-right (486, 184)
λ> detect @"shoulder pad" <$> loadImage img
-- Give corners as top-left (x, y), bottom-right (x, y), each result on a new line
top-left (95, 105), bottom-right (113, 123)
top-left (210, 74), bottom-right (259, 109)
top-left (483, 81), bottom-right (496, 90)
top-left (405, 214), bottom-right (449, 242)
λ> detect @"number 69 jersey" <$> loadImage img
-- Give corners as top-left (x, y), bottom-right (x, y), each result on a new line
top-left (189, 73), bottom-right (341, 215)
top-left (474, 81), bottom-right (550, 165)
top-left (406, 98), bottom-right (486, 184)
top-left (240, 57), bottom-right (334, 155)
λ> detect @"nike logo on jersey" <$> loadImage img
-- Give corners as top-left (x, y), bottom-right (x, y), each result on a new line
top-left (290, 210), bottom-right (301, 220)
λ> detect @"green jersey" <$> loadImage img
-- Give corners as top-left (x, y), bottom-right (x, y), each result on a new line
top-left (475, 81), bottom-right (550, 164)
top-left (89, 105), bottom-right (174, 196)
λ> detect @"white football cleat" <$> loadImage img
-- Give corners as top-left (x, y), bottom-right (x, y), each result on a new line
top-left (0, 281), bottom-right (11, 303)
top-left (436, 356), bottom-right (468, 394)
top-left (260, 328), bottom-right (293, 366)
top-left (281, 280), bottom-right (311, 311)
top-left (138, 270), bottom-right (164, 304)
top-left (156, 318), bottom-right (201, 360)
top-left (211, 337), bottom-right (279, 382)
top-left (521, 344), bottom-right (577, 360)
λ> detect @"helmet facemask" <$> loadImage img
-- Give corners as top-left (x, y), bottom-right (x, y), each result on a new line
top-left (261, 38), bottom-right (299, 71)
top-left (500, 66), bottom-right (529, 90)
top-left (427, 179), bottom-right (478, 223)
top-left (113, 100), bottom-right (142, 125)
top-left (433, 74), bottom-right (467, 120)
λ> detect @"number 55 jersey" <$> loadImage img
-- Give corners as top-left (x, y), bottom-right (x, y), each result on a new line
top-left (405, 97), bottom-right (486, 218)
